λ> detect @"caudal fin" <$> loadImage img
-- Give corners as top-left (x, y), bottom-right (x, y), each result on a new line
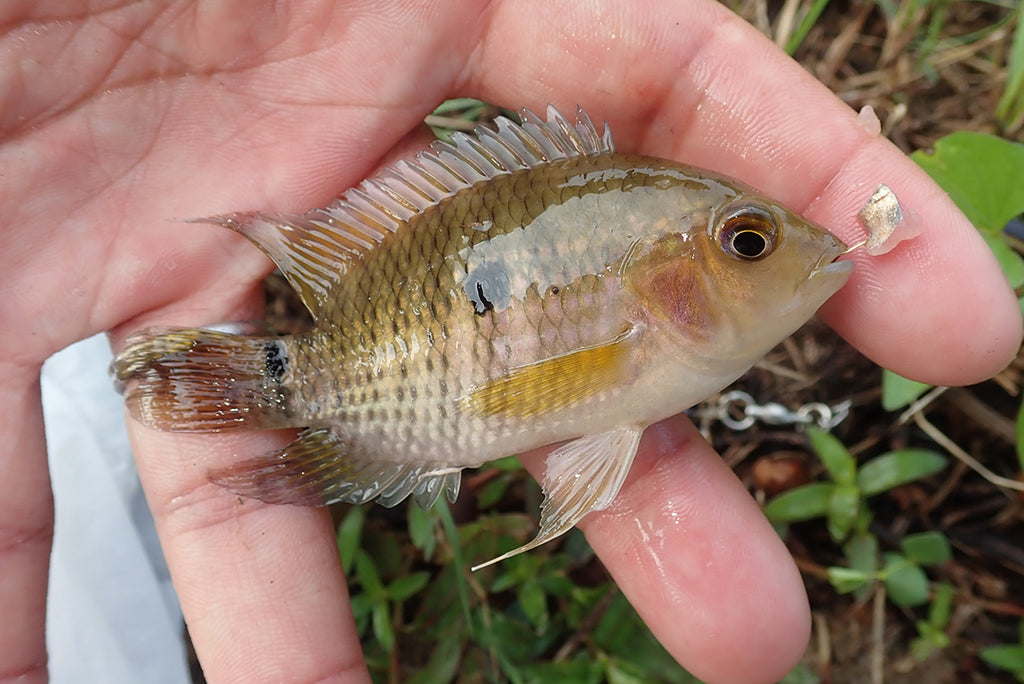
top-left (111, 327), bottom-right (294, 432)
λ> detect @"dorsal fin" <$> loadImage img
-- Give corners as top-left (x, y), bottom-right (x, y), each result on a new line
top-left (196, 105), bottom-right (615, 320)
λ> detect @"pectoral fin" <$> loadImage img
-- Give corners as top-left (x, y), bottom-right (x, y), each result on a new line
top-left (461, 330), bottom-right (633, 419)
top-left (472, 425), bottom-right (643, 571)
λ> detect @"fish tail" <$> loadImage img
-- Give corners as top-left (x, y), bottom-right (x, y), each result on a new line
top-left (111, 327), bottom-right (296, 432)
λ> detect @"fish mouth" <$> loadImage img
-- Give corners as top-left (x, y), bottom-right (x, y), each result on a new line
top-left (803, 253), bottom-right (854, 304)
top-left (809, 235), bottom-right (856, 282)
top-left (817, 259), bottom-right (855, 277)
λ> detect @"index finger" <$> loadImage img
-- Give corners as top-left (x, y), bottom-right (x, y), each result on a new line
top-left (464, 0), bottom-right (1021, 385)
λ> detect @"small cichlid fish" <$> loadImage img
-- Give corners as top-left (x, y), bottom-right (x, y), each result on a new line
top-left (113, 106), bottom-right (853, 569)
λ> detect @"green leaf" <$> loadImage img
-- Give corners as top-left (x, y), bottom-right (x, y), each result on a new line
top-left (882, 553), bottom-right (930, 607)
top-left (807, 428), bottom-right (856, 485)
top-left (405, 627), bottom-right (463, 684)
top-left (432, 97), bottom-right (489, 115)
top-left (911, 621), bottom-right (949, 661)
top-left (780, 661), bottom-right (822, 684)
top-left (477, 475), bottom-right (512, 509)
top-left (857, 449), bottom-right (947, 496)
top-left (914, 621), bottom-right (942, 645)
top-left (336, 506), bottom-right (364, 570)
top-left (843, 532), bottom-right (879, 599)
top-left (900, 531), bottom-right (952, 566)
top-left (911, 132), bottom-right (1024, 236)
top-left (606, 658), bottom-right (657, 684)
top-left (407, 504), bottom-right (436, 559)
top-left (518, 580), bottom-right (549, 631)
top-left (387, 571), bottom-right (430, 601)
top-left (827, 483), bottom-right (861, 542)
top-left (927, 583), bottom-right (954, 629)
top-left (984, 233), bottom-right (1024, 289)
top-left (844, 532), bottom-right (879, 574)
top-left (348, 593), bottom-right (371, 623)
top-left (590, 592), bottom-right (698, 683)
top-left (996, 5), bottom-right (1024, 127)
top-left (980, 645), bottom-right (1024, 672)
top-left (490, 455), bottom-right (525, 471)
top-left (519, 658), bottom-right (605, 684)
top-left (592, 592), bottom-right (640, 652)
top-left (827, 566), bottom-right (873, 594)
top-left (763, 482), bottom-right (835, 523)
top-left (539, 573), bottom-right (575, 598)
top-left (433, 501), bottom-right (474, 629)
top-left (372, 602), bottom-right (394, 652)
top-left (881, 370), bottom-right (933, 411)
top-left (783, 0), bottom-right (832, 55)
top-left (354, 549), bottom-right (386, 600)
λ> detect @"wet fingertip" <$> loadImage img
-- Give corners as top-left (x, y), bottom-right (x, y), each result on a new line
top-left (639, 413), bottom-right (704, 459)
top-left (600, 414), bottom-right (711, 500)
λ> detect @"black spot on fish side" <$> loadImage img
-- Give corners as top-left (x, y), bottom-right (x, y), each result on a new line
top-left (474, 282), bottom-right (494, 314)
top-left (264, 341), bottom-right (288, 381)
top-left (464, 260), bottom-right (511, 316)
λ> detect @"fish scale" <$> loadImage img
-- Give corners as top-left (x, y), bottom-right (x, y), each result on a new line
top-left (112, 105), bottom-right (853, 568)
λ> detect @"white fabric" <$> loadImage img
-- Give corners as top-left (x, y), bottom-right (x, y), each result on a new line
top-left (42, 334), bottom-right (189, 684)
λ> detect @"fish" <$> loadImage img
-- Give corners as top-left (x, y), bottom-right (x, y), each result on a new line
top-left (112, 105), bottom-right (854, 570)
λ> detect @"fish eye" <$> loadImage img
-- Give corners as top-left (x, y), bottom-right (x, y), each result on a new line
top-left (717, 206), bottom-right (778, 261)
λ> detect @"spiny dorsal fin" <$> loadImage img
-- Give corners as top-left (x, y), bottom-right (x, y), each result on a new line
top-left (209, 428), bottom-right (462, 510)
top-left (197, 105), bottom-right (615, 319)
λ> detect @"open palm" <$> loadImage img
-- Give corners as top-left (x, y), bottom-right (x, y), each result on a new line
top-left (2, 2), bottom-right (1019, 683)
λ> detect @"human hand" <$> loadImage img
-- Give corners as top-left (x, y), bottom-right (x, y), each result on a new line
top-left (1, 1), bottom-right (1018, 683)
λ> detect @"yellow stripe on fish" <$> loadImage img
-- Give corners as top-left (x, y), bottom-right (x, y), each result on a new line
top-left (460, 328), bottom-right (633, 419)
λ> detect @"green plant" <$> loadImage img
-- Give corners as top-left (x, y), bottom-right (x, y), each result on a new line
top-left (764, 431), bottom-right (950, 613)
top-left (764, 429), bottom-right (946, 543)
top-left (782, 0), bottom-right (833, 55)
top-left (336, 483), bottom-right (705, 683)
top-left (827, 532), bottom-right (952, 607)
top-left (338, 506), bottom-right (432, 654)
top-left (427, 99), bottom-right (515, 144)
top-left (911, 132), bottom-right (1024, 304)
top-left (909, 582), bottom-right (953, 660)
top-left (980, 619), bottom-right (1024, 682)
top-left (996, 4), bottom-right (1024, 130)
top-left (881, 370), bottom-right (933, 412)
top-left (883, 132), bottom-right (1024, 411)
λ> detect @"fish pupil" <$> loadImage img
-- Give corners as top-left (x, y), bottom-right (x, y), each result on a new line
top-left (731, 229), bottom-right (768, 259)
top-left (719, 207), bottom-right (777, 261)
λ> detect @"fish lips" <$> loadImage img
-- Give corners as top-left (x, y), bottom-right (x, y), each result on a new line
top-left (809, 237), bottom-right (856, 289)
top-left (817, 258), bottom-right (855, 279)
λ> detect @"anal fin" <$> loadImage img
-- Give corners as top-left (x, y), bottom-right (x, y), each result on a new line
top-left (210, 428), bottom-right (461, 509)
top-left (472, 425), bottom-right (643, 571)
